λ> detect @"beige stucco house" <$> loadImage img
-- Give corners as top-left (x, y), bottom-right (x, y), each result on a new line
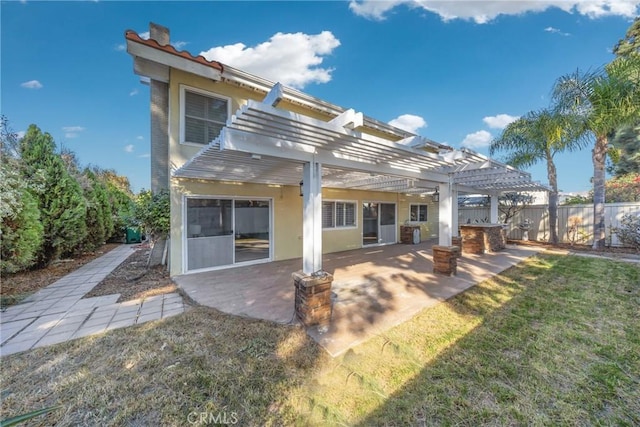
top-left (125, 23), bottom-right (547, 277)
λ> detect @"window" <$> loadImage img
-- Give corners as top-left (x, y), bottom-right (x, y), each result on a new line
top-left (322, 201), bottom-right (356, 229)
top-left (181, 86), bottom-right (229, 145)
top-left (410, 204), bottom-right (428, 222)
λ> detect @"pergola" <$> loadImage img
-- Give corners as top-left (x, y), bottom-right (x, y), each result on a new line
top-left (175, 83), bottom-right (549, 274)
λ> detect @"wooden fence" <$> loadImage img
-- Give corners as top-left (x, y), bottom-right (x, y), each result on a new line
top-left (459, 202), bottom-right (640, 247)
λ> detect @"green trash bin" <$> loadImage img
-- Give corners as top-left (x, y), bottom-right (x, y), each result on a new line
top-left (125, 226), bottom-right (142, 244)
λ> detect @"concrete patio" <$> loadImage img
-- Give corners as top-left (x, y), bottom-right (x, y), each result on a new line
top-left (175, 239), bottom-right (544, 356)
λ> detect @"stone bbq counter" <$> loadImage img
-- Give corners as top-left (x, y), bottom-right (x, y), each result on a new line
top-left (459, 224), bottom-right (506, 254)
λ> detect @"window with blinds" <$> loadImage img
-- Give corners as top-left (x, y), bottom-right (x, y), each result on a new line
top-left (322, 201), bottom-right (356, 229)
top-left (181, 87), bottom-right (229, 145)
top-left (410, 204), bottom-right (428, 222)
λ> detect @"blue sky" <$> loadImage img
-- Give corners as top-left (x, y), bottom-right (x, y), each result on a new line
top-left (2, 1), bottom-right (637, 193)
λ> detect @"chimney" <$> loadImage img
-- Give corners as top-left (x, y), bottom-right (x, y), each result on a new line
top-left (149, 22), bottom-right (170, 46)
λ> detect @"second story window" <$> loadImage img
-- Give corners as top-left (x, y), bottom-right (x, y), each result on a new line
top-left (181, 86), bottom-right (229, 145)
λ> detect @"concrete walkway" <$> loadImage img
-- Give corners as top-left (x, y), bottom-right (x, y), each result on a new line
top-left (0, 245), bottom-right (185, 357)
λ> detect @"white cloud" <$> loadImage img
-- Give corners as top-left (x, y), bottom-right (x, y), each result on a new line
top-left (114, 43), bottom-right (126, 51)
top-left (16, 130), bottom-right (26, 139)
top-left (62, 126), bottom-right (85, 132)
top-left (124, 144), bottom-right (134, 153)
top-left (138, 153), bottom-right (150, 158)
top-left (139, 31), bottom-right (150, 40)
top-left (62, 126), bottom-right (85, 138)
top-left (172, 41), bottom-right (188, 49)
top-left (544, 26), bottom-right (571, 36)
top-left (388, 114), bottom-right (427, 134)
top-left (483, 114), bottom-right (519, 129)
top-left (349, 0), bottom-right (404, 20)
top-left (200, 31), bottom-right (341, 89)
top-left (136, 135), bottom-right (144, 140)
top-left (461, 130), bottom-right (493, 149)
top-left (21, 80), bottom-right (43, 89)
top-left (349, 1), bottom-right (639, 23)
top-left (129, 88), bottom-right (139, 96)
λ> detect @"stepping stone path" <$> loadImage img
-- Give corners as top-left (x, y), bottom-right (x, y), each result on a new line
top-left (0, 245), bottom-right (185, 357)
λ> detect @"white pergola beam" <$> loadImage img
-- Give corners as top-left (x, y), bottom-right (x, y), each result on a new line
top-left (263, 82), bottom-right (284, 107)
top-left (329, 108), bottom-right (364, 129)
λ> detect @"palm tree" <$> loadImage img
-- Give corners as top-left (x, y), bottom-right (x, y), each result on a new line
top-left (553, 56), bottom-right (640, 249)
top-left (490, 109), bottom-right (585, 244)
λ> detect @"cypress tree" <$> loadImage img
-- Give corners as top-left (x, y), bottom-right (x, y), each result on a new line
top-left (82, 169), bottom-right (114, 250)
top-left (20, 125), bottom-right (87, 264)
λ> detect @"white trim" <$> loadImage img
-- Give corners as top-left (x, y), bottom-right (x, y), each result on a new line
top-left (179, 84), bottom-right (232, 146)
top-left (182, 194), bottom-right (273, 273)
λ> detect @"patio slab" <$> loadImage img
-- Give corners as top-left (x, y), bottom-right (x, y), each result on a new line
top-left (175, 240), bottom-right (544, 356)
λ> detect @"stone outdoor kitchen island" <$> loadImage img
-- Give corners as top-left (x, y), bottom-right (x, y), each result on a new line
top-left (459, 224), bottom-right (506, 254)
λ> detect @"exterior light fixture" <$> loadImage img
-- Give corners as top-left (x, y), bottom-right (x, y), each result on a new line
top-left (299, 181), bottom-right (304, 197)
top-left (432, 186), bottom-right (439, 203)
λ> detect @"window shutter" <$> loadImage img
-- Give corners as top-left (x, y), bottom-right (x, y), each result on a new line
top-left (345, 203), bottom-right (355, 226)
top-left (322, 201), bottom-right (335, 228)
top-left (336, 202), bottom-right (345, 227)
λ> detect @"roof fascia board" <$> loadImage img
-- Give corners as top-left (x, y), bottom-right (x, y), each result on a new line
top-left (127, 40), bottom-right (222, 81)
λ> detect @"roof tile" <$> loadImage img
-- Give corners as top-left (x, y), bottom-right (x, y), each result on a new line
top-left (124, 30), bottom-right (224, 72)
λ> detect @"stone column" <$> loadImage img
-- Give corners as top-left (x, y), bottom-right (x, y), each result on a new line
top-left (432, 245), bottom-right (458, 276)
top-left (293, 271), bottom-right (333, 327)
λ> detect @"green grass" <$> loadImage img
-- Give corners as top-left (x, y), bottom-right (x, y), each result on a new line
top-left (1, 254), bottom-right (638, 426)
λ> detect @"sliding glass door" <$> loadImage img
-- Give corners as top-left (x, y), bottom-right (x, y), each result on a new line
top-left (186, 197), bottom-right (271, 271)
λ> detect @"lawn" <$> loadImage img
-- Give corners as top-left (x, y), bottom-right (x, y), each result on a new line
top-left (1, 253), bottom-right (638, 426)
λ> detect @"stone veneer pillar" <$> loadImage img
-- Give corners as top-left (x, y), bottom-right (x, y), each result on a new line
top-left (432, 245), bottom-right (458, 276)
top-left (293, 271), bottom-right (333, 327)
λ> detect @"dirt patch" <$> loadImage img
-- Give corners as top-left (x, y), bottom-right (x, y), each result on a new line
top-left (0, 243), bottom-right (120, 308)
top-left (508, 239), bottom-right (639, 256)
top-left (84, 246), bottom-right (177, 303)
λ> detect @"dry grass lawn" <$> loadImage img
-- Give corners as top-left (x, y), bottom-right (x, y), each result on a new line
top-left (1, 254), bottom-right (638, 426)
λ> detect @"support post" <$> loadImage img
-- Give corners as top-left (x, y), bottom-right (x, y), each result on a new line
top-left (490, 192), bottom-right (499, 223)
top-left (438, 175), bottom-right (453, 246)
top-left (302, 160), bottom-right (322, 274)
top-left (451, 184), bottom-right (459, 237)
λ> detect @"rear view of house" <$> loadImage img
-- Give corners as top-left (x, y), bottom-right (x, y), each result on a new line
top-left (125, 23), bottom-right (546, 277)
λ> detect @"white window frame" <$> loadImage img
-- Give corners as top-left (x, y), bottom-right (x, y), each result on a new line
top-left (179, 84), bottom-right (231, 146)
top-left (409, 203), bottom-right (428, 222)
top-left (322, 200), bottom-right (357, 230)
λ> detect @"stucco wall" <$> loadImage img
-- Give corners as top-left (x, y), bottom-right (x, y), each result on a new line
top-left (170, 178), bottom-right (439, 275)
top-left (165, 68), bottom-right (438, 276)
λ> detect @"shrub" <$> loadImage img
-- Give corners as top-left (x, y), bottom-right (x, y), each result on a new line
top-left (0, 163), bottom-right (43, 274)
top-left (81, 169), bottom-right (114, 251)
top-left (613, 214), bottom-right (640, 250)
top-left (133, 189), bottom-right (170, 241)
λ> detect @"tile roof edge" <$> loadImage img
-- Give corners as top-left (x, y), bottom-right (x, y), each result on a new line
top-left (124, 30), bottom-right (224, 73)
